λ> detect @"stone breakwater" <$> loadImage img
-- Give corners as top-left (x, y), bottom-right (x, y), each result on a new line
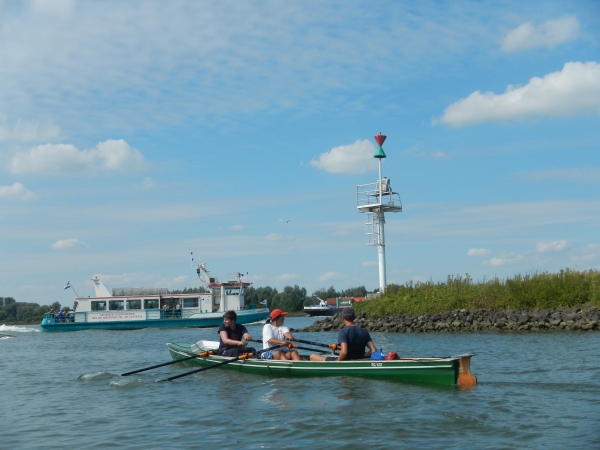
top-left (299, 305), bottom-right (600, 333)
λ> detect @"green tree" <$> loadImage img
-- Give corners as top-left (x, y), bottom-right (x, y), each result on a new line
top-left (340, 286), bottom-right (368, 297)
top-left (244, 286), bottom-right (279, 308)
top-left (312, 286), bottom-right (339, 301)
top-left (270, 285), bottom-right (306, 312)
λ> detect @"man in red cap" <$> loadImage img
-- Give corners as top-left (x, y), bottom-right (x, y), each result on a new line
top-left (261, 309), bottom-right (301, 360)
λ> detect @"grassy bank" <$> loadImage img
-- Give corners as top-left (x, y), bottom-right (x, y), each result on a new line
top-left (354, 269), bottom-right (600, 319)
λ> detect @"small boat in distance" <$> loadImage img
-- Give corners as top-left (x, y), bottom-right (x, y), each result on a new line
top-left (40, 262), bottom-right (269, 332)
top-left (303, 295), bottom-right (364, 316)
top-left (166, 340), bottom-right (477, 387)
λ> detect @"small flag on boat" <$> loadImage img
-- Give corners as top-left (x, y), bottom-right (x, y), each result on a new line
top-left (260, 300), bottom-right (267, 305)
top-left (64, 282), bottom-right (71, 290)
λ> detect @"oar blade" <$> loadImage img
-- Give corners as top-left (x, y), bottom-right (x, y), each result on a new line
top-left (120, 351), bottom-right (211, 377)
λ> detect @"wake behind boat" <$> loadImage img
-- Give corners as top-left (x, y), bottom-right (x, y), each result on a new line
top-left (40, 262), bottom-right (269, 332)
top-left (165, 340), bottom-right (477, 387)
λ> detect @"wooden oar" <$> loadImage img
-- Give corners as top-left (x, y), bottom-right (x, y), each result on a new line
top-left (157, 344), bottom-right (284, 383)
top-left (291, 338), bottom-right (339, 352)
top-left (120, 350), bottom-right (214, 376)
top-left (249, 339), bottom-right (329, 354)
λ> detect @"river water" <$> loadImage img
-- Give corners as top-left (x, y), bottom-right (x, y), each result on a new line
top-left (1, 317), bottom-right (599, 449)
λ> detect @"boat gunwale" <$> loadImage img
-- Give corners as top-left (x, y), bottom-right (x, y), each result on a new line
top-left (167, 343), bottom-right (466, 369)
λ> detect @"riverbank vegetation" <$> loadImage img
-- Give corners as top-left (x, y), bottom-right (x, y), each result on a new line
top-left (0, 297), bottom-right (58, 324)
top-left (355, 269), bottom-right (600, 319)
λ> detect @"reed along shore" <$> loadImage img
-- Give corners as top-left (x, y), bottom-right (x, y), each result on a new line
top-left (301, 269), bottom-right (600, 333)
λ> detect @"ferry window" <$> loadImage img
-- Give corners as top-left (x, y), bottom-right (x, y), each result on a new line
top-left (109, 300), bottom-right (124, 310)
top-left (214, 288), bottom-right (221, 297)
top-left (91, 301), bottom-right (106, 311)
top-left (183, 298), bottom-right (198, 308)
top-left (127, 300), bottom-right (141, 310)
top-left (144, 299), bottom-right (159, 309)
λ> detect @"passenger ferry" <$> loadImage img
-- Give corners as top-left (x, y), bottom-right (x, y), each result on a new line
top-left (40, 262), bottom-right (269, 332)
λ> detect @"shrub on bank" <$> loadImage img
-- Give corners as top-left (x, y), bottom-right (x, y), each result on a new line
top-left (354, 269), bottom-right (600, 318)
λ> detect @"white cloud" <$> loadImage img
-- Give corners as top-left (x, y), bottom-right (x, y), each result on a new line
top-left (31, 0), bottom-right (76, 17)
top-left (0, 4), bottom-right (504, 131)
top-left (141, 177), bottom-right (155, 189)
top-left (318, 271), bottom-right (342, 282)
top-left (536, 240), bottom-right (567, 253)
top-left (310, 140), bottom-right (378, 175)
top-left (9, 139), bottom-right (146, 175)
top-left (467, 248), bottom-right (491, 256)
top-left (434, 62), bottom-right (600, 127)
top-left (265, 233), bottom-right (282, 241)
top-left (276, 273), bottom-right (298, 281)
top-left (520, 167), bottom-right (600, 183)
top-left (172, 275), bottom-right (188, 283)
top-left (501, 15), bottom-right (579, 53)
top-left (432, 151), bottom-right (447, 159)
top-left (486, 253), bottom-right (522, 266)
top-left (0, 182), bottom-right (35, 200)
top-left (230, 225), bottom-right (244, 231)
top-left (570, 244), bottom-right (600, 264)
top-left (51, 238), bottom-right (89, 250)
top-left (331, 230), bottom-right (348, 236)
top-left (362, 261), bottom-right (377, 267)
top-left (0, 115), bottom-right (60, 142)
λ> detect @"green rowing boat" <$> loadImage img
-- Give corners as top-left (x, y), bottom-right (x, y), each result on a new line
top-left (166, 341), bottom-right (477, 387)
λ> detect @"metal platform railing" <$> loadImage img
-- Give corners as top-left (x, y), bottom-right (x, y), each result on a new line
top-left (356, 182), bottom-right (402, 213)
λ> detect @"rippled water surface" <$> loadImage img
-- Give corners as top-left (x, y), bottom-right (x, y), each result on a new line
top-left (2, 318), bottom-right (600, 449)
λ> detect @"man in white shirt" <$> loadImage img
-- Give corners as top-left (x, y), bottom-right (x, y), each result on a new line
top-left (261, 309), bottom-right (301, 360)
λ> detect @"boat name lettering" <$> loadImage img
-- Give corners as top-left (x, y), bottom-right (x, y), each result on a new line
top-left (88, 312), bottom-right (146, 322)
top-left (371, 362), bottom-right (383, 367)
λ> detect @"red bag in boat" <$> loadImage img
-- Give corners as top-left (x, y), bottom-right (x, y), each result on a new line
top-left (385, 352), bottom-right (399, 360)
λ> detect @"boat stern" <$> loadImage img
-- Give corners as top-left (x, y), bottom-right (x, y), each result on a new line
top-left (456, 354), bottom-right (477, 387)
top-left (41, 313), bottom-right (55, 326)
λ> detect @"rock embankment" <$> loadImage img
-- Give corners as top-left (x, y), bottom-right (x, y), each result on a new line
top-left (300, 305), bottom-right (600, 333)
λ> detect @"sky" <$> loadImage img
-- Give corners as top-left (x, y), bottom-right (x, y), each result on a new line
top-left (1, 0), bottom-right (599, 306)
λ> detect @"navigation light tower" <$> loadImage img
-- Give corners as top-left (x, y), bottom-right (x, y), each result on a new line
top-left (356, 133), bottom-right (402, 293)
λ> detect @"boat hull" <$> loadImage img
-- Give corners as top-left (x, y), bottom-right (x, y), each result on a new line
top-left (166, 342), bottom-right (476, 387)
top-left (303, 307), bottom-right (341, 317)
top-left (40, 310), bottom-right (269, 332)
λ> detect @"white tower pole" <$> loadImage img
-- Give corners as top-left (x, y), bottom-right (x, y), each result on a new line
top-left (377, 157), bottom-right (386, 293)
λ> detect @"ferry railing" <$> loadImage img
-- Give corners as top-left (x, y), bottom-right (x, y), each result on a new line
top-left (161, 309), bottom-right (184, 319)
top-left (47, 313), bottom-right (77, 323)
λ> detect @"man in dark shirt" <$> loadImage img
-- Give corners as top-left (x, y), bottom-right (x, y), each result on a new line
top-left (310, 308), bottom-right (377, 361)
top-left (217, 310), bottom-right (256, 357)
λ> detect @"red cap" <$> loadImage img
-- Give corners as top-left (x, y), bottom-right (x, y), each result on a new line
top-left (270, 309), bottom-right (288, 320)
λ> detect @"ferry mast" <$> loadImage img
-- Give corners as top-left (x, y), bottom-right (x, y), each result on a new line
top-left (356, 133), bottom-right (402, 293)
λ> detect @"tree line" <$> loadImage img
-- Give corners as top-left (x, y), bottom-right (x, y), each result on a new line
top-left (0, 285), bottom-right (371, 324)
top-left (0, 297), bottom-right (60, 325)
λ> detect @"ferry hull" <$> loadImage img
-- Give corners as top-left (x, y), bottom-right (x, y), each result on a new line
top-left (40, 310), bottom-right (269, 332)
top-left (166, 342), bottom-right (477, 387)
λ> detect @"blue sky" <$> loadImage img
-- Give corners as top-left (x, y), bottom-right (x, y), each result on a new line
top-left (1, 1), bottom-right (599, 306)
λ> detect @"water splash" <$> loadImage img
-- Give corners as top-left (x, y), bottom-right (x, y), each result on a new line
top-left (78, 372), bottom-right (115, 382)
top-left (0, 324), bottom-right (39, 333)
top-left (110, 378), bottom-right (148, 388)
